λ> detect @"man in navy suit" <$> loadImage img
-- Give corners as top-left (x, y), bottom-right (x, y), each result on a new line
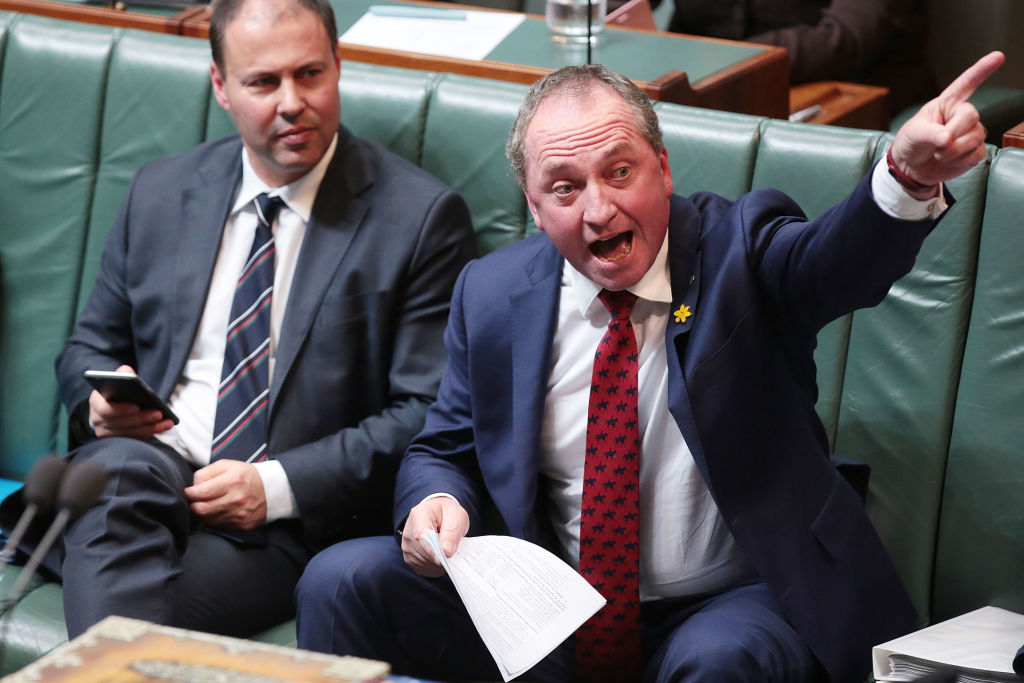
top-left (0, 0), bottom-right (475, 639)
top-left (296, 55), bottom-right (1002, 683)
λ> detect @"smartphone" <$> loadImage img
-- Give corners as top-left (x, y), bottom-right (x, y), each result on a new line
top-left (83, 370), bottom-right (179, 425)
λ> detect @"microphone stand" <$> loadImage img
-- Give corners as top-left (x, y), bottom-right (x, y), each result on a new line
top-left (586, 0), bottom-right (592, 63)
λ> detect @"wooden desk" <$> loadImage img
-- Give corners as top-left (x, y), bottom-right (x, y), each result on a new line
top-left (1004, 121), bottom-right (1024, 148)
top-left (790, 81), bottom-right (890, 131)
top-left (0, 0), bottom-right (204, 34)
top-left (203, 0), bottom-right (789, 119)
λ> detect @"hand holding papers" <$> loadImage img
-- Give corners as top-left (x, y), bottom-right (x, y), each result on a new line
top-left (421, 529), bottom-right (605, 682)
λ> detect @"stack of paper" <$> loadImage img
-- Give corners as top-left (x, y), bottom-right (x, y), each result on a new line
top-left (873, 606), bottom-right (1024, 682)
top-left (340, 7), bottom-right (525, 62)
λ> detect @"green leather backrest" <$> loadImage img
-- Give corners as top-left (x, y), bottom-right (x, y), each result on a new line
top-left (0, 12), bottom-right (12, 64)
top-left (420, 74), bottom-right (529, 255)
top-left (751, 120), bottom-right (881, 449)
top-left (932, 148), bottom-right (1024, 621)
top-left (79, 30), bottom-right (214, 313)
top-left (339, 61), bottom-right (439, 165)
top-left (835, 138), bottom-right (991, 624)
top-left (656, 103), bottom-right (760, 200)
top-left (0, 16), bottom-right (117, 478)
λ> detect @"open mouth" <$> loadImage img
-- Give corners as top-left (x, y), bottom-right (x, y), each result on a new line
top-left (589, 231), bottom-right (633, 262)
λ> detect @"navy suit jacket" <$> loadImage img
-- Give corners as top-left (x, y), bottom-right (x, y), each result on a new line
top-left (395, 172), bottom-right (939, 683)
top-left (56, 125), bottom-right (476, 549)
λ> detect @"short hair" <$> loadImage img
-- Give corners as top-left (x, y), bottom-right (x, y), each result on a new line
top-left (506, 64), bottom-right (664, 190)
top-left (209, 0), bottom-right (338, 71)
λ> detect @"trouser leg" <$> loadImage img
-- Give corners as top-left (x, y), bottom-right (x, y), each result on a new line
top-left (61, 438), bottom-right (309, 638)
top-left (173, 521), bottom-right (308, 637)
top-left (61, 438), bottom-right (194, 637)
top-left (643, 582), bottom-right (824, 683)
top-left (296, 536), bottom-right (573, 682)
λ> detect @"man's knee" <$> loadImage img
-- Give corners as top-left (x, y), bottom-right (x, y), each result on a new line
top-left (296, 536), bottom-right (406, 654)
top-left (648, 585), bottom-right (821, 683)
top-left (62, 438), bottom-right (193, 554)
top-left (651, 636), bottom-right (770, 683)
top-left (72, 438), bottom-right (191, 492)
top-left (298, 537), bottom-right (401, 608)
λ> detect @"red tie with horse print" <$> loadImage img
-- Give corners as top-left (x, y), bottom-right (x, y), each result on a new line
top-left (575, 288), bottom-right (642, 682)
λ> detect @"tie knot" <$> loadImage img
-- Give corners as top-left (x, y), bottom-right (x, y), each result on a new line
top-left (253, 193), bottom-right (285, 229)
top-left (598, 289), bottom-right (638, 320)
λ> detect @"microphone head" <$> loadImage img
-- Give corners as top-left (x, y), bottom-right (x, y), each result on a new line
top-left (56, 461), bottom-right (109, 520)
top-left (21, 455), bottom-right (68, 514)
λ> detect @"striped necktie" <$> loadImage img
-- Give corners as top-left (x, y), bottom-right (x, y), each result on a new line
top-left (575, 288), bottom-right (643, 682)
top-left (210, 193), bottom-right (282, 463)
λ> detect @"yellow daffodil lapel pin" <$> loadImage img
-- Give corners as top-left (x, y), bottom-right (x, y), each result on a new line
top-left (674, 304), bottom-right (692, 324)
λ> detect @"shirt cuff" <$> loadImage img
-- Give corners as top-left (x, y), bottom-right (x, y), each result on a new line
top-left (422, 492), bottom-right (458, 505)
top-left (871, 159), bottom-right (948, 221)
top-left (255, 459), bottom-right (298, 522)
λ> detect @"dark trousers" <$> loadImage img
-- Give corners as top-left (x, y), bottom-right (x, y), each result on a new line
top-left (2, 437), bottom-right (309, 638)
top-left (296, 536), bottom-right (824, 682)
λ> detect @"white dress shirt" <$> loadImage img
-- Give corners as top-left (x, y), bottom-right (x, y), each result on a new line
top-left (540, 237), bottom-right (759, 599)
top-left (155, 134), bottom-right (338, 522)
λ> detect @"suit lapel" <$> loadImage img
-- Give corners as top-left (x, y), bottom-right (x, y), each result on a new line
top-left (164, 145), bottom-right (242, 398)
top-left (505, 239), bottom-right (563, 539)
top-left (666, 197), bottom-right (701, 357)
top-left (663, 196), bottom-right (710, 478)
top-left (270, 128), bottom-right (370, 415)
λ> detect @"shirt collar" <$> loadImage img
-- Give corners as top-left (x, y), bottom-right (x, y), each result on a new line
top-left (565, 231), bottom-right (673, 319)
top-left (231, 133), bottom-right (339, 221)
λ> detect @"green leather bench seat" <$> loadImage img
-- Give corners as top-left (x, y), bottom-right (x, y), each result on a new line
top-left (1, 10), bottom-right (1024, 677)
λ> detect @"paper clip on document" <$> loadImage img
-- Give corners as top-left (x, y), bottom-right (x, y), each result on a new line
top-left (367, 5), bottom-right (468, 20)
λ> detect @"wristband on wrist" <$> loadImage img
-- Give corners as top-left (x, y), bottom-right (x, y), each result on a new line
top-left (887, 147), bottom-right (936, 193)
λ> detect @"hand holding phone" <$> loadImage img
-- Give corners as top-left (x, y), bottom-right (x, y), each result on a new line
top-left (83, 370), bottom-right (179, 425)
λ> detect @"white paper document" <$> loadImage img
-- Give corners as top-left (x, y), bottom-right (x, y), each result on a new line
top-left (340, 7), bottom-right (525, 62)
top-left (422, 529), bottom-right (605, 681)
top-left (873, 606), bottom-right (1024, 682)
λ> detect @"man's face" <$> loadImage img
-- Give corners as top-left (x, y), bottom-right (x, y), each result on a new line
top-left (211, 1), bottom-right (340, 187)
top-left (523, 86), bottom-right (673, 291)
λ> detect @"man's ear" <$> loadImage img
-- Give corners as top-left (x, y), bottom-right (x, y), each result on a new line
top-left (210, 61), bottom-right (230, 112)
top-left (525, 193), bottom-right (544, 232)
top-left (658, 146), bottom-right (673, 197)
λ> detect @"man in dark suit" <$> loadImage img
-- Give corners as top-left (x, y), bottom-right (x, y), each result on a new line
top-left (1, 0), bottom-right (475, 639)
top-left (295, 55), bottom-right (1001, 682)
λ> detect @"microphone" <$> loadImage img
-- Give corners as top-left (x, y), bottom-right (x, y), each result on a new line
top-left (8, 460), bottom-right (108, 604)
top-left (0, 455), bottom-right (68, 568)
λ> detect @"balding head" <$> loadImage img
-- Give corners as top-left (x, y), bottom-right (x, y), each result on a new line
top-left (209, 0), bottom-right (337, 71)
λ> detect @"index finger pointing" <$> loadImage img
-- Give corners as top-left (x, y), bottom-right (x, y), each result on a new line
top-left (940, 51), bottom-right (1005, 105)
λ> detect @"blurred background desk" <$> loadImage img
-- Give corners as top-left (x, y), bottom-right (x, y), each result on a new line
top-left (0, 0), bottom-right (955, 132)
top-left (0, 0), bottom-right (204, 33)
top-left (0, 0), bottom-right (1021, 136)
top-left (0, 0), bottom-right (791, 118)
top-left (185, 0), bottom-right (792, 118)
